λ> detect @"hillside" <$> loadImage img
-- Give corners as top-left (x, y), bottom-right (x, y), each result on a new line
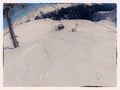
top-left (4, 19), bottom-right (116, 86)
top-left (11, 3), bottom-right (116, 27)
top-left (3, 3), bottom-right (117, 87)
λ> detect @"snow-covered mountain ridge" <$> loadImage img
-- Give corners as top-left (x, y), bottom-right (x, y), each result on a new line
top-left (12, 3), bottom-right (116, 27)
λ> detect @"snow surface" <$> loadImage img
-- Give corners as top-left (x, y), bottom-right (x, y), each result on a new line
top-left (3, 18), bottom-right (116, 86)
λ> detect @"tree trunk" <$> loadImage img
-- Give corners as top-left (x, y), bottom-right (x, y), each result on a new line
top-left (6, 8), bottom-right (19, 48)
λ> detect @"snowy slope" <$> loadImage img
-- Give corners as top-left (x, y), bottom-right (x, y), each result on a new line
top-left (13, 4), bottom-right (75, 26)
top-left (12, 3), bottom-right (116, 28)
top-left (90, 9), bottom-right (116, 24)
top-left (3, 18), bottom-right (116, 86)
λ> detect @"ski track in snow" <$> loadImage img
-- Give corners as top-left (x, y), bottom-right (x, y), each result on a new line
top-left (3, 19), bottom-right (116, 86)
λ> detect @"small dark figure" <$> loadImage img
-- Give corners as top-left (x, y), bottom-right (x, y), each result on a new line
top-left (71, 23), bottom-right (78, 32)
top-left (72, 28), bottom-right (77, 32)
top-left (56, 24), bottom-right (64, 31)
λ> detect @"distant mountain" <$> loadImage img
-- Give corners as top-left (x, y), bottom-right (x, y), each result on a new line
top-left (12, 3), bottom-right (116, 27)
top-left (35, 3), bottom-right (116, 22)
top-left (90, 9), bottom-right (116, 24)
